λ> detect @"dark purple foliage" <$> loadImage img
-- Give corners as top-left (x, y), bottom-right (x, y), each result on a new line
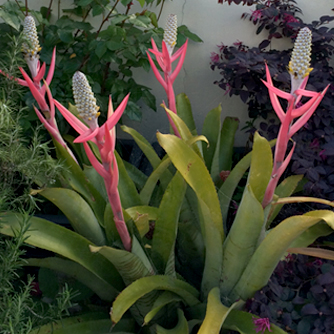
top-left (246, 255), bottom-right (334, 334)
top-left (212, 0), bottom-right (334, 200)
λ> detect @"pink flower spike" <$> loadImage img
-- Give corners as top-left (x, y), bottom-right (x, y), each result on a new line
top-left (34, 62), bottom-right (46, 83)
top-left (101, 94), bottom-right (130, 137)
top-left (83, 142), bottom-right (109, 179)
top-left (19, 67), bottom-right (49, 111)
top-left (294, 88), bottom-right (320, 98)
top-left (291, 92), bottom-right (321, 118)
top-left (53, 99), bottom-right (90, 136)
top-left (276, 141), bottom-right (296, 179)
top-left (294, 76), bottom-right (309, 105)
top-left (45, 47), bottom-right (56, 86)
top-left (171, 42), bottom-right (187, 62)
top-left (262, 64), bottom-right (286, 122)
top-left (100, 120), bottom-right (113, 165)
top-left (44, 80), bottom-right (55, 119)
top-left (261, 78), bottom-right (294, 101)
top-left (110, 154), bottom-right (119, 191)
top-left (33, 105), bottom-right (57, 136)
top-left (147, 52), bottom-right (167, 90)
top-left (107, 95), bottom-right (114, 119)
top-left (289, 85), bottom-right (329, 137)
top-left (170, 39), bottom-right (188, 84)
top-left (148, 48), bottom-right (165, 71)
top-left (161, 41), bottom-right (172, 73)
top-left (74, 127), bottom-right (99, 143)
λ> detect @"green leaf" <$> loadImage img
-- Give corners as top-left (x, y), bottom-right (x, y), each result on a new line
top-left (115, 151), bottom-right (142, 209)
top-left (142, 89), bottom-right (156, 110)
top-left (198, 199), bottom-right (223, 298)
top-left (219, 117), bottom-right (240, 173)
top-left (220, 185), bottom-right (264, 297)
top-left (223, 310), bottom-right (288, 334)
top-left (90, 237), bottom-right (153, 286)
top-left (77, 0), bottom-right (94, 5)
top-left (26, 257), bottom-right (116, 301)
top-left (95, 41), bottom-right (107, 58)
top-left (156, 309), bottom-right (188, 334)
top-left (123, 160), bottom-right (148, 191)
top-left (177, 25), bottom-right (203, 43)
top-left (144, 291), bottom-right (182, 325)
top-left (107, 41), bottom-right (125, 51)
top-left (29, 313), bottom-right (110, 334)
top-left (53, 140), bottom-right (106, 225)
top-left (111, 275), bottom-right (200, 324)
top-left (36, 188), bottom-right (106, 246)
top-left (35, 319), bottom-right (115, 334)
top-left (231, 210), bottom-right (334, 301)
top-left (121, 125), bottom-right (161, 169)
top-left (0, 212), bottom-right (124, 291)
top-left (0, 9), bottom-right (22, 31)
top-left (202, 105), bottom-right (222, 171)
top-left (157, 133), bottom-right (224, 242)
top-left (121, 125), bottom-right (173, 190)
top-left (268, 174), bottom-right (304, 225)
top-left (140, 157), bottom-right (171, 205)
top-left (219, 139), bottom-right (276, 225)
top-left (176, 94), bottom-right (197, 136)
top-left (137, 0), bottom-right (146, 6)
top-left (247, 132), bottom-right (272, 203)
top-left (198, 287), bottom-right (237, 334)
top-left (59, 30), bottom-right (74, 43)
top-left (151, 172), bottom-right (187, 274)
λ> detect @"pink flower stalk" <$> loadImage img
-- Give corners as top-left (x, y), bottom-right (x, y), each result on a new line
top-left (262, 27), bottom-right (329, 208)
top-left (0, 15), bottom-right (77, 162)
top-left (147, 14), bottom-right (188, 137)
top-left (252, 317), bottom-right (272, 333)
top-left (54, 71), bottom-right (132, 251)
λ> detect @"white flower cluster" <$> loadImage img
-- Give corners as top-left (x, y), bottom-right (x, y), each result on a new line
top-left (288, 27), bottom-right (313, 80)
top-left (164, 14), bottom-right (177, 56)
top-left (72, 71), bottom-right (100, 123)
top-left (22, 15), bottom-right (41, 61)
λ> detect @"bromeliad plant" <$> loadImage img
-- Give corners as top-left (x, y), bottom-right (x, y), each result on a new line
top-left (1, 13), bottom-right (334, 334)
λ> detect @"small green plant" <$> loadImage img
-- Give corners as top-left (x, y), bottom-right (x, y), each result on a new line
top-left (0, 214), bottom-right (78, 334)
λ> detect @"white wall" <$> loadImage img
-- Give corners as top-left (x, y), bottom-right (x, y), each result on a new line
top-left (2, 0), bottom-right (333, 146)
top-left (122, 0), bottom-right (334, 146)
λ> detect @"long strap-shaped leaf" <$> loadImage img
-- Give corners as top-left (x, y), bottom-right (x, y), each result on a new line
top-left (0, 212), bottom-right (124, 291)
top-left (198, 287), bottom-right (240, 334)
top-left (26, 257), bottom-right (116, 301)
top-left (219, 139), bottom-right (276, 225)
top-left (157, 133), bottom-right (224, 297)
top-left (35, 187), bottom-right (106, 246)
top-left (115, 151), bottom-right (142, 209)
top-left (53, 139), bottom-right (106, 225)
top-left (157, 133), bottom-right (224, 241)
top-left (111, 275), bottom-right (200, 325)
top-left (121, 125), bottom-right (172, 190)
top-left (231, 210), bottom-right (334, 301)
top-left (176, 93), bottom-right (197, 136)
top-left (220, 185), bottom-right (264, 298)
top-left (151, 172), bottom-right (187, 275)
top-left (201, 104), bottom-right (222, 172)
top-left (247, 132), bottom-right (272, 203)
top-left (90, 239), bottom-right (153, 286)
